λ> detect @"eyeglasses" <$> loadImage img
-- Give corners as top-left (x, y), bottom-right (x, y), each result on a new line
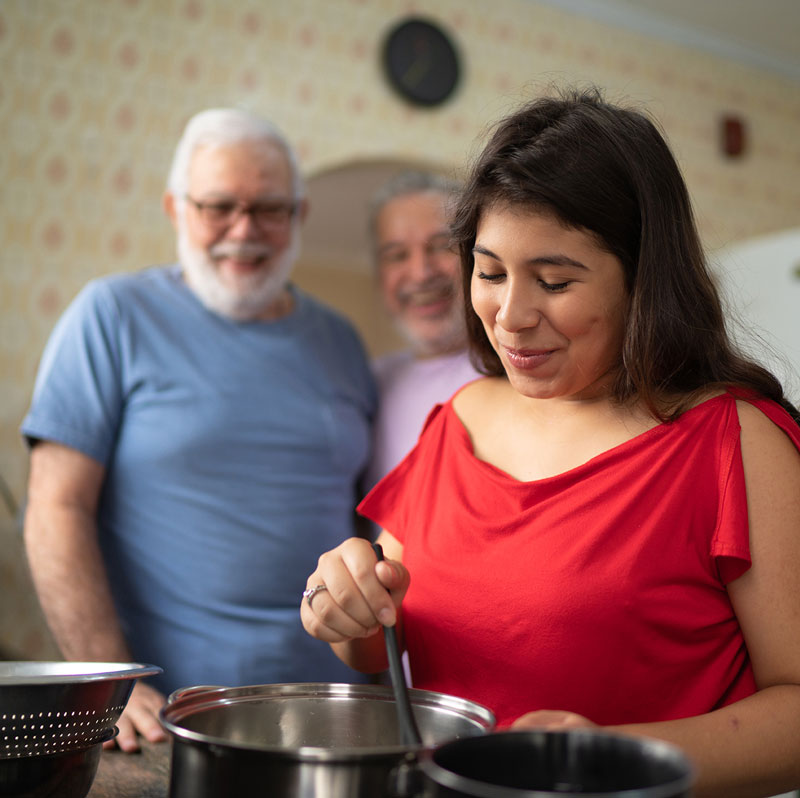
top-left (185, 195), bottom-right (299, 230)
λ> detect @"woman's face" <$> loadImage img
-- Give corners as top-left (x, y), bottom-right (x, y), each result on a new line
top-left (471, 204), bottom-right (629, 403)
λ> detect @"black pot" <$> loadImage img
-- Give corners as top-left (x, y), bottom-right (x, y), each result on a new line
top-left (418, 730), bottom-right (694, 797)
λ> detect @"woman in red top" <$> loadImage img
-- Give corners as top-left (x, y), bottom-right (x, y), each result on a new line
top-left (301, 87), bottom-right (800, 797)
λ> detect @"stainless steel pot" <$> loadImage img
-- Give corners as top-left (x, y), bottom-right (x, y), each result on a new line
top-left (159, 682), bottom-right (495, 798)
top-left (419, 729), bottom-right (694, 797)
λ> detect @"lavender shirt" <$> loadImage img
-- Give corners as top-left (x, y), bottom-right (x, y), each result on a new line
top-left (365, 348), bottom-right (479, 490)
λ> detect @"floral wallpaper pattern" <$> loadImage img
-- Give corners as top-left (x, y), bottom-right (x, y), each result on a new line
top-left (1, 0), bottom-right (799, 657)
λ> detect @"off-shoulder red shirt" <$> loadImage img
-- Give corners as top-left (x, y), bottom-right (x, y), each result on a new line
top-left (358, 391), bottom-right (800, 727)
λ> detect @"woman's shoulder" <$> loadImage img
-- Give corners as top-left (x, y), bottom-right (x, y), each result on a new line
top-left (735, 397), bottom-right (800, 454)
top-left (452, 376), bottom-right (511, 415)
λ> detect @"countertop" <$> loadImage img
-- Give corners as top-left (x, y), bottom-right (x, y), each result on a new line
top-left (88, 738), bottom-right (170, 798)
top-left (76, 738), bottom-right (800, 798)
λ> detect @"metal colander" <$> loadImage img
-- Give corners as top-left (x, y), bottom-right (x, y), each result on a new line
top-left (0, 661), bottom-right (161, 758)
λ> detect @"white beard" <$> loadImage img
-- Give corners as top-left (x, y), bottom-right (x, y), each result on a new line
top-left (177, 221), bottom-right (300, 321)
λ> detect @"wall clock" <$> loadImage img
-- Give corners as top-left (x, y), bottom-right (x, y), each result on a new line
top-left (381, 17), bottom-right (461, 108)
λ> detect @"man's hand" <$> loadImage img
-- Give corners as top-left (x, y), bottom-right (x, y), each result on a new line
top-left (105, 681), bottom-right (168, 752)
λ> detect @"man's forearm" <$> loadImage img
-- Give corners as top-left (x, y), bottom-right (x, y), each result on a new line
top-left (24, 500), bottom-right (132, 662)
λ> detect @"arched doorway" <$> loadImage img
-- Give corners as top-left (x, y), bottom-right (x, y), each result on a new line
top-left (293, 158), bottom-right (460, 359)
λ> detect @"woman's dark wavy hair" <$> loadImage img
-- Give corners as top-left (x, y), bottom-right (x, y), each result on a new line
top-left (452, 86), bottom-right (799, 424)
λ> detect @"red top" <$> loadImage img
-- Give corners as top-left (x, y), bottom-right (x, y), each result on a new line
top-left (358, 391), bottom-right (800, 727)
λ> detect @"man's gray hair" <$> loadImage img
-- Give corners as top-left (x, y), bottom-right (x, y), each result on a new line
top-left (368, 169), bottom-right (461, 248)
top-left (166, 107), bottom-right (305, 200)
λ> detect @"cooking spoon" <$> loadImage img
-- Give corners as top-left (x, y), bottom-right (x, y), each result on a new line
top-left (372, 542), bottom-right (422, 747)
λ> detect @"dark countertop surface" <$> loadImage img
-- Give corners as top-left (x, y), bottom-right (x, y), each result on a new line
top-left (88, 738), bottom-right (170, 798)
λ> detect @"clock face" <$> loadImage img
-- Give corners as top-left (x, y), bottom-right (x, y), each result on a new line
top-left (381, 17), bottom-right (461, 108)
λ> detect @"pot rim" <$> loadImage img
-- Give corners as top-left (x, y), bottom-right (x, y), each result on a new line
top-left (159, 682), bottom-right (495, 760)
top-left (418, 730), bottom-right (695, 798)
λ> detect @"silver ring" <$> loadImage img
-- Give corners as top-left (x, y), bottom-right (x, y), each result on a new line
top-left (303, 584), bottom-right (328, 607)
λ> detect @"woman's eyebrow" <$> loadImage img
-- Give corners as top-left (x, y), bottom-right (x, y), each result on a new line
top-left (473, 244), bottom-right (588, 270)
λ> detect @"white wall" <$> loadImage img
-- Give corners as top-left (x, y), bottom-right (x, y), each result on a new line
top-left (713, 228), bottom-right (800, 405)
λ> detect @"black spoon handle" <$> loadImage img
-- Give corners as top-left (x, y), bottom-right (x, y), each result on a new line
top-left (372, 542), bottom-right (422, 746)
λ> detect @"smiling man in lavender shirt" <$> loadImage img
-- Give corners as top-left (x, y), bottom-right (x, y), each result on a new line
top-left (365, 171), bottom-right (479, 490)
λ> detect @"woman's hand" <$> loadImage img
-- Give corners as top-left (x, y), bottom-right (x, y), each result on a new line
top-left (511, 709), bottom-right (598, 730)
top-left (301, 535), bottom-right (409, 644)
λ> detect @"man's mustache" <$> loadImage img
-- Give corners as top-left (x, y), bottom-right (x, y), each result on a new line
top-left (209, 242), bottom-right (274, 260)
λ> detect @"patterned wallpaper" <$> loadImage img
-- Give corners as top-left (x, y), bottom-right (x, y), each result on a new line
top-left (1, 0), bottom-right (799, 658)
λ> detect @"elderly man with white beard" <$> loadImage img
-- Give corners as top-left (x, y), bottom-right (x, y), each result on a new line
top-left (21, 108), bottom-right (377, 752)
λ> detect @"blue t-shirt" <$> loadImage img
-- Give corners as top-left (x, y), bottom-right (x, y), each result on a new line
top-left (21, 265), bottom-right (377, 693)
